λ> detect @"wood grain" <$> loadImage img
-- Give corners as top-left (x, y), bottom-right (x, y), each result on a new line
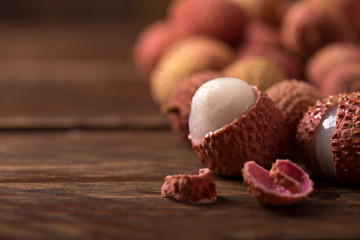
top-left (0, 130), bottom-right (358, 239)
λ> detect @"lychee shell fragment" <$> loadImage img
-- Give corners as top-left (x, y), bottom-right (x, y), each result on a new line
top-left (161, 168), bottom-right (217, 204)
top-left (190, 87), bottom-right (288, 177)
top-left (297, 92), bottom-right (360, 182)
top-left (242, 159), bottom-right (314, 206)
top-left (167, 71), bottom-right (224, 140)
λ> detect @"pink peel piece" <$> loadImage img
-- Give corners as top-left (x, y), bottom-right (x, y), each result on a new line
top-left (161, 168), bottom-right (217, 204)
top-left (242, 160), bottom-right (313, 206)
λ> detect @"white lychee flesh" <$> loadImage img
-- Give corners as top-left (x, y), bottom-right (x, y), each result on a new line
top-left (189, 77), bottom-right (257, 144)
top-left (312, 104), bottom-right (338, 178)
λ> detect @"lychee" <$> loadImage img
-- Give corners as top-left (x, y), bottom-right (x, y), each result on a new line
top-left (189, 77), bottom-right (288, 177)
top-left (297, 92), bottom-right (360, 182)
top-left (281, 1), bottom-right (356, 59)
top-left (321, 63), bottom-right (360, 97)
top-left (265, 79), bottom-right (321, 134)
top-left (150, 36), bottom-right (233, 112)
top-left (166, 71), bottom-right (224, 140)
top-left (133, 21), bottom-right (182, 78)
top-left (168, 0), bottom-right (247, 45)
top-left (223, 57), bottom-right (285, 91)
top-left (306, 43), bottom-right (360, 88)
top-left (236, 43), bottom-right (303, 79)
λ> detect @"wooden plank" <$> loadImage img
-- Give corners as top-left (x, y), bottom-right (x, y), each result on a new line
top-left (0, 80), bottom-right (166, 129)
top-left (0, 130), bottom-right (358, 239)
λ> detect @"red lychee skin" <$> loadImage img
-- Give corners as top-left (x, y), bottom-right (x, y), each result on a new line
top-left (281, 1), bottom-right (356, 59)
top-left (332, 92), bottom-right (360, 182)
top-left (242, 21), bottom-right (282, 47)
top-left (236, 43), bottom-right (303, 79)
top-left (265, 79), bottom-right (321, 134)
top-left (190, 87), bottom-right (289, 177)
top-left (297, 92), bottom-right (360, 182)
top-left (242, 159), bottom-right (314, 206)
top-left (306, 43), bottom-right (360, 88)
top-left (161, 168), bottom-right (217, 204)
top-left (307, 0), bottom-right (360, 33)
top-left (168, 0), bottom-right (247, 45)
top-left (133, 21), bottom-right (182, 78)
top-left (166, 71), bottom-right (224, 140)
top-left (321, 63), bottom-right (360, 97)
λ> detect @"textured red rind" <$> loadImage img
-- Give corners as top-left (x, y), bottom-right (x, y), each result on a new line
top-left (281, 1), bottom-right (356, 59)
top-left (166, 71), bottom-right (224, 140)
top-left (161, 168), bottom-right (217, 204)
top-left (265, 79), bottom-right (321, 134)
top-left (242, 160), bottom-right (313, 206)
top-left (306, 43), bottom-right (360, 88)
top-left (321, 63), bottom-right (360, 97)
top-left (296, 95), bottom-right (339, 178)
top-left (190, 87), bottom-right (288, 177)
top-left (168, 0), bottom-right (247, 45)
top-left (332, 92), bottom-right (360, 182)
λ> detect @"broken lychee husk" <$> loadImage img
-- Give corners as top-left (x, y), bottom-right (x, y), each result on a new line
top-left (242, 160), bottom-right (314, 206)
top-left (161, 168), bottom-right (217, 204)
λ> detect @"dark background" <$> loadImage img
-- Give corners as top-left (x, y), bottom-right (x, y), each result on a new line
top-left (0, 0), bottom-right (170, 25)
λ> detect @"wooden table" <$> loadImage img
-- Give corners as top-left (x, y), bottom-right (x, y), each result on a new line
top-left (0, 23), bottom-right (359, 240)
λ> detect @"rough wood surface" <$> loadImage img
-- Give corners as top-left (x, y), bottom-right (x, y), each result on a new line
top-left (0, 130), bottom-right (359, 239)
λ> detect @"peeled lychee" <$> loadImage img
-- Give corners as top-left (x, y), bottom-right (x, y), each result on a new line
top-left (321, 63), bottom-right (360, 97)
top-left (297, 92), bottom-right (360, 182)
top-left (189, 78), bottom-right (288, 177)
top-left (150, 36), bottom-right (233, 112)
top-left (236, 43), bottom-right (303, 79)
top-left (223, 57), bottom-right (285, 91)
top-left (281, 1), bottom-right (356, 59)
top-left (306, 43), bottom-right (360, 88)
top-left (166, 71), bottom-right (224, 140)
top-left (168, 0), bottom-right (247, 45)
top-left (265, 79), bottom-right (321, 134)
top-left (161, 168), bottom-right (217, 204)
top-left (133, 21), bottom-right (182, 78)
top-left (242, 159), bottom-right (314, 206)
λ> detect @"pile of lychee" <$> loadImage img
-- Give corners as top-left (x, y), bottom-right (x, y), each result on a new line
top-left (134, 0), bottom-right (360, 205)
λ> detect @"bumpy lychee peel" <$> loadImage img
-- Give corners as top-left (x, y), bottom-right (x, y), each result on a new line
top-left (306, 43), bottom-right (360, 88)
top-left (242, 160), bottom-right (313, 206)
top-left (133, 21), bottom-right (181, 78)
top-left (236, 43), bottom-right (303, 80)
top-left (150, 36), bottom-right (233, 112)
top-left (190, 87), bottom-right (288, 177)
top-left (332, 92), bottom-right (360, 182)
top-left (265, 79), bottom-right (321, 134)
top-left (168, 0), bottom-right (247, 44)
top-left (223, 57), bottom-right (285, 91)
top-left (321, 63), bottom-right (360, 97)
top-left (281, 1), bottom-right (356, 59)
top-left (161, 168), bottom-right (217, 204)
top-left (167, 71), bottom-right (224, 140)
top-left (297, 92), bottom-right (360, 181)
